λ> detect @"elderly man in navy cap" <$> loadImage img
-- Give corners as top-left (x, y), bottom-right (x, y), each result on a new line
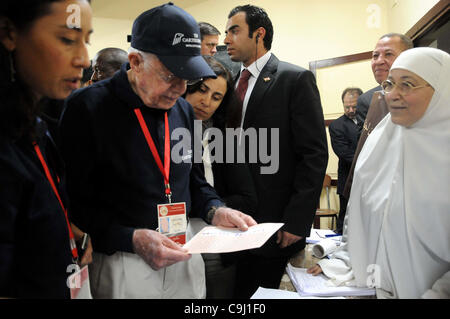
top-left (60, 3), bottom-right (256, 299)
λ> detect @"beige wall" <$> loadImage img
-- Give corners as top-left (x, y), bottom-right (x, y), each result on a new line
top-left (386, 0), bottom-right (440, 34)
top-left (88, 0), bottom-right (437, 220)
top-left (89, 17), bottom-right (132, 58)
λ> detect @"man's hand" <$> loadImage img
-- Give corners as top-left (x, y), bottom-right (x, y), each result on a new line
top-left (276, 230), bottom-right (303, 248)
top-left (71, 222), bottom-right (93, 266)
top-left (132, 229), bottom-right (191, 270)
top-left (79, 237), bottom-right (93, 267)
top-left (211, 207), bottom-right (257, 231)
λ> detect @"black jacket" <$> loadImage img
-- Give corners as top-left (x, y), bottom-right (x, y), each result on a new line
top-left (328, 115), bottom-right (359, 195)
top-left (0, 119), bottom-right (72, 298)
top-left (240, 55), bottom-right (328, 257)
top-left (59, 64), bottom-right (223, 256)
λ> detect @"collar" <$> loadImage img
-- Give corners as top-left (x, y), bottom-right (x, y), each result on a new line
top-left (111, 62), bottom-right (145, 109)
top-left (344, 114), bottom-right (358, 123)
top-left (241, 51), bottom-right (272, 79)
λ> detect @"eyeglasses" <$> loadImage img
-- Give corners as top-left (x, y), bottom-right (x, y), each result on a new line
top-left (148, 62), bottom-right (202, 86)
top-left (381, 79), bottom-right (430, 96)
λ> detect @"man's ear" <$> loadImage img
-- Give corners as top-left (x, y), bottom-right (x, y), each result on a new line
top-left (0, 17), bottom-right (18, 51)
top-left (128, 52), bottom-right (143, 73)
top-left (255, 27), bottom-right (266, 42)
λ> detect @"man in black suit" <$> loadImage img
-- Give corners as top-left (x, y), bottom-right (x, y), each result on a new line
top-left (329, 88), bottom-right (362, 234)
top-left (224, 4), bottom-right (328, 298)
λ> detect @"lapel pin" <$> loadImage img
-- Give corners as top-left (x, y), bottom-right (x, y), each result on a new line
top-left (263, 77), bottom-right (271, 82)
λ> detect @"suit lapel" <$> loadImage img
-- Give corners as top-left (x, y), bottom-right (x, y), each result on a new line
top-left (243, 54), bottom-right (279, 129)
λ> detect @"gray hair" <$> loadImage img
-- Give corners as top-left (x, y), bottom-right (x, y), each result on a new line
top-left (198, 22), bottom-right (221, 39)
top-left (128, 47), bottom-right (156, 69)
top-left (379, 33), bottom-right (413, 51)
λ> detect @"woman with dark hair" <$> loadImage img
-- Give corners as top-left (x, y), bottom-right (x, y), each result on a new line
top-left (184, 56), bottom-right (257, 298)
top-left (0, 0), bottom-right (93, 298)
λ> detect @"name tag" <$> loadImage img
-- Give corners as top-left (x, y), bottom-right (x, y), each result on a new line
top-left (157, 202), bottom-right (187, 245)
top-left (67, 265), bottom-right (92, 299)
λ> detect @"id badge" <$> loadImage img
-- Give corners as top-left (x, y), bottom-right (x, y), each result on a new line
top-left (157, 202), bottom-right (187, 245)
top-left (67, 265), bottom-right (92, 299)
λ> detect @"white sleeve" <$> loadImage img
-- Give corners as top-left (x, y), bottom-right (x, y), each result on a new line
top-left (317, 213), bottom-right (356, 286)
top-left (421, 270), bottom-right (450, 299)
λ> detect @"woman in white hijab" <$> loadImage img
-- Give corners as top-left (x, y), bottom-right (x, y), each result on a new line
top-left (308, 47), bottom-right (450, 298)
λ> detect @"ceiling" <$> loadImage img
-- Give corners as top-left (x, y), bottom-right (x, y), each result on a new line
top-left (91, 0), bottom-right (209, 20)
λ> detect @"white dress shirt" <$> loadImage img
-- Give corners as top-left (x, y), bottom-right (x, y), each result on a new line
top-left (236, 51), bottom-right (272, 129)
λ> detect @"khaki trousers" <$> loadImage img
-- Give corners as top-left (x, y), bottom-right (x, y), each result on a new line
top-left (88, 222), bottom-right (206, 299)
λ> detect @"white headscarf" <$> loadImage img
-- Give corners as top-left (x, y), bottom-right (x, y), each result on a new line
top-left (347, 47), bottom-right (450, 298)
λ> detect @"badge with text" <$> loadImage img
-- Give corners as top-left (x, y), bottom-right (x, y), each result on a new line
top-left (67, 265), bottom-right (92, 299)
top-left (157, 202), bottom-right (187, 245)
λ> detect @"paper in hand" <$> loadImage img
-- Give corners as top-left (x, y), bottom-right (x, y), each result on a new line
top-left (184, 223), bottom-right (284, 254)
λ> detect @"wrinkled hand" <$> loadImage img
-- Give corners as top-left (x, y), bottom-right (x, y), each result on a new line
top-left (307, 264), bottom-right (323, 276)
top-left (132, 229), bottom-right (191, 270)
top-left (276, 230), bottom-right (303, 249)
top-left (211, 207), bottom-right (257, 231)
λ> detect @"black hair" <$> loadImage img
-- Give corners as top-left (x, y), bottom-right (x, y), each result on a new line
top-left (184, 56), bottom-right (241, 130)
top-left (198, 22), bottom-right (221, 40)
top-left (0, 0), bottom-right (90, 140)
top-left (341, 87), bottom-right (363, 103)
top-left (92, 47), bottom-right (128, 81)
top-left (81, 64), bottom-right (94, 84)
top-left (228, 4), bottom-right (273, 51)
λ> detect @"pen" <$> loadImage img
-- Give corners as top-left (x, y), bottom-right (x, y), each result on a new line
top-left (325, 234), bottom-right (341, 238)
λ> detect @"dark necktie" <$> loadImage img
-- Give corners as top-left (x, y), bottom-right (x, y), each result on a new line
top-left (235, 69), bottom-right (251, 104)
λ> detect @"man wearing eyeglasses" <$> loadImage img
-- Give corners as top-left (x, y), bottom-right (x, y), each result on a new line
top-left (198, 22), bottom-right (220, 56)
top-left (343, 33), bottom-right (413, 199)
top-left (59, 3), bottom-right (256, 299)
top-left (329, 87), bottom-right (363, 234)
top-left (90, 47), bottom-right (128, 83)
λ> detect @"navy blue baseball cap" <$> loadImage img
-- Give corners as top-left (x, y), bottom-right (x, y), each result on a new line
top-left (130, 2), bottom-right (216, 80)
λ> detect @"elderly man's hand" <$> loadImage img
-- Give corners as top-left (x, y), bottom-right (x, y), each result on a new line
top-left (132, 229), bottom-right (191, 270)
top-left (211, 207), bottom-right (257, 231)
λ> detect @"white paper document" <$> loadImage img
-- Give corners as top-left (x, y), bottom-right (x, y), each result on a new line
top-left (183, 223), bottom-right (283, 254)
top-left (286, 264), bottom-right (376, 297)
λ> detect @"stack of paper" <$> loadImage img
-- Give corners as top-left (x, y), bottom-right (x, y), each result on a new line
top-left (250, 287), bottom-right (345, 299)
top-left (306, 228), bottom-right (342, 244)
top-left (286, 264), bottom-right (375, 297)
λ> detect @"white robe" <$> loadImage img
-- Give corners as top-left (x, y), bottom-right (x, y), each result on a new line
top-left (319, 48), bottom-right (450, 299)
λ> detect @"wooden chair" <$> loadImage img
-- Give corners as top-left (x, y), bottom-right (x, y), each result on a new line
top-left (314, 174), bottom-right (338, 229)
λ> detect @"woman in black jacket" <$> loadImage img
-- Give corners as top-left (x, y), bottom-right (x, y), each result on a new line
top-left (184, 56), bottom-right (257, 298)
top-left (185, 56), bottom-right (257, 214)
top-left (0, 0), bottom-right (93, 298)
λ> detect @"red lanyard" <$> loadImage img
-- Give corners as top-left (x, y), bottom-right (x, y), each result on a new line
top-left (134, 109), bottom-right (172, 203)
top-left (33, 142), bottom-right (78, 262)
